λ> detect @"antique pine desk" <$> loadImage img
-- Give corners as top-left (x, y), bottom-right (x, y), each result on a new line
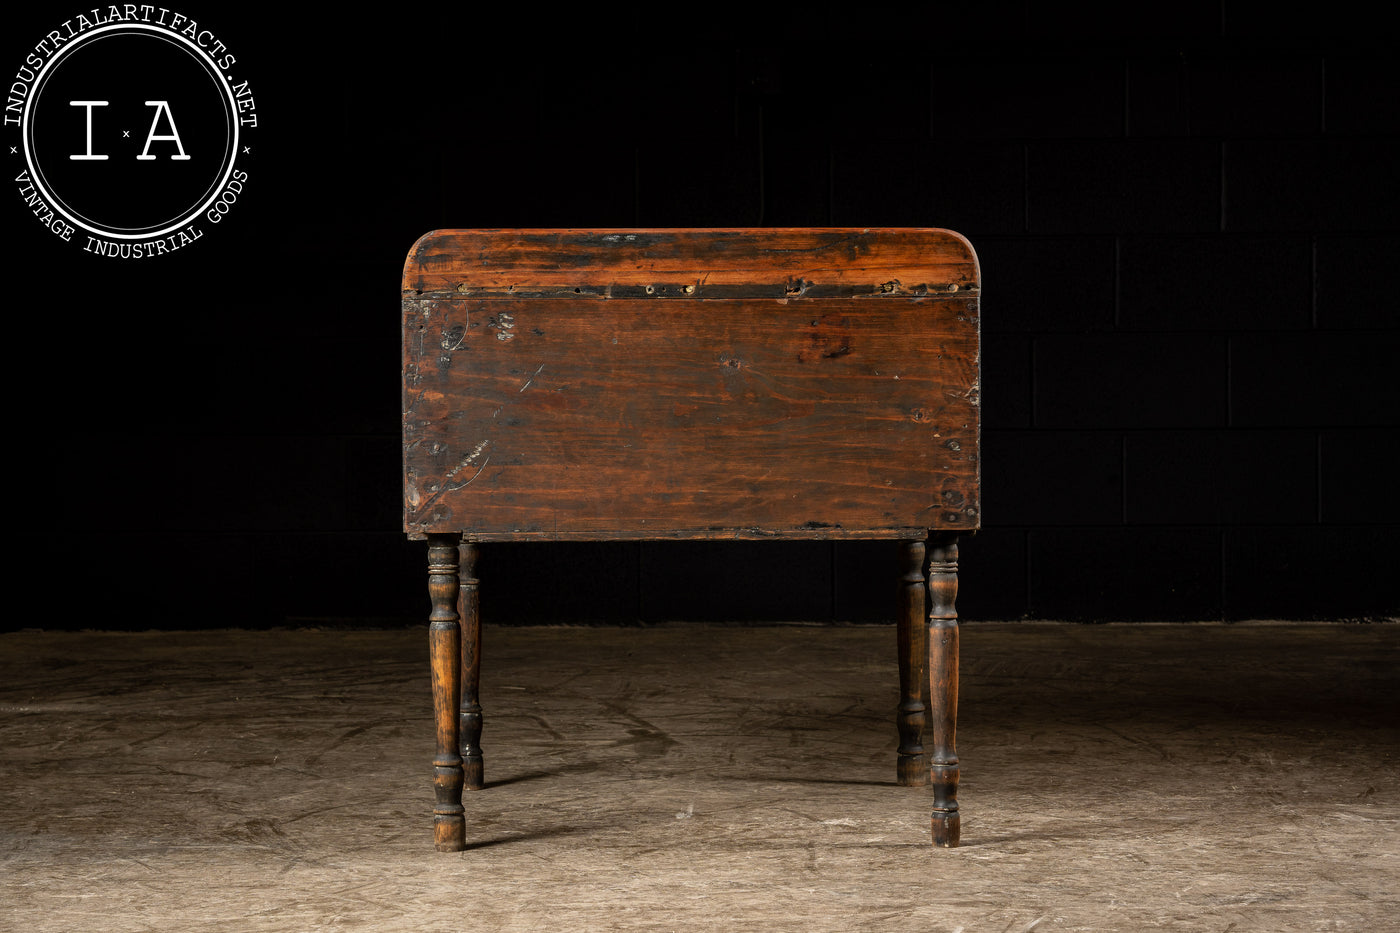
top-left (401, 228), bottom-right (980, 851)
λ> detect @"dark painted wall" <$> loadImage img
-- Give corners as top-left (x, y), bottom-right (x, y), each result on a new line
top-left (10, 2), bottom-right (1397, 627)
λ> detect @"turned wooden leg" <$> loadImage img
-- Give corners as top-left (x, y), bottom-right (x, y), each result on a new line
top-left (427, 533), bottom-right (466, 851)
top-left (458, 541), bottom-right (484, 791)
top-left (927, 533), bottom-right (961, 847)
top-left (896, 540), bottom-right (929, 786)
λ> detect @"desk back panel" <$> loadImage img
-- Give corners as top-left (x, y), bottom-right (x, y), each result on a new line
top-left (402, 229), bottom-right (979, 541)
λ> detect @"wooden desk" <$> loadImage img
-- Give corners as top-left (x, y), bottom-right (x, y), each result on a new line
top-left (401, 228), bottom-right (980, 850)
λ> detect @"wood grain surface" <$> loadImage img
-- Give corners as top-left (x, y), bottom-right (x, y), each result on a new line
top-left (402, 229), bottom-right (981, 540)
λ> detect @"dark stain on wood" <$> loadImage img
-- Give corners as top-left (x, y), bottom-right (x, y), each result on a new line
top-left (403, 228), bottom-right (980, 851)
top-left (403, 229), bottom-right (980, 542)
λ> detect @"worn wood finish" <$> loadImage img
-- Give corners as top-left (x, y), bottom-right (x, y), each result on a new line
top-left (458, 541), bottom-right (483, 792)
top-left (403, 229), bottom-right (980, 850)
top-left (896, 540), bottom-right (929, 787)
top-left (426, 533), bottom-right (465, 851)
top-left (927, 533), bottom-right (961, 847)
top-left (403, 228), bottom-right (979, 299)
top-left (402, 228), bottom-right (980, 542)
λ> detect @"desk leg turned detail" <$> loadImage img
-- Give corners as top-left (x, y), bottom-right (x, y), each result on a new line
top-left (427, 533), bottom-right (466, 851)
top-left (927, 533), bottom-right (961, 848)
top-left (458, 541), bottom-right (484, 791)
top-left (896, 540), bottom-right (929, 787)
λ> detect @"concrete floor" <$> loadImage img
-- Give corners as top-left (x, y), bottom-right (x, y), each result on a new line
top-left (2, 622), bottom-right (1396, 932)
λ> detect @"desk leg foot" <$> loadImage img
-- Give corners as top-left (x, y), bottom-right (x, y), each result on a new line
top-left (896, 540), bottom-right (929, 786)
top-left (459, 541), bottom-right (484, 791)
top-left (428, 534), bottom-right (466, 852)
top-left (931, 809), bottom-right (961, 848)
top-left (928, 533), bottom-right (961, 848)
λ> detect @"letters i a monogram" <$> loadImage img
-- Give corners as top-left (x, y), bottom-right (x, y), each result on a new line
top-left (68, 100), bottom-right (190, 161)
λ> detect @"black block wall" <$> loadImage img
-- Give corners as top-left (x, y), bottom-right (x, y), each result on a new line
top-left (10, 2), bottom-right (1397, 627)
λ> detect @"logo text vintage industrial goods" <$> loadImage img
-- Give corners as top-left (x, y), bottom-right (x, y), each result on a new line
top-left (7, 6), bottom-right (257, 258)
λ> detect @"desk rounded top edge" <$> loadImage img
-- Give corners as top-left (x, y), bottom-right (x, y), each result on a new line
top-left (401, 228), bottom-right (980, 296)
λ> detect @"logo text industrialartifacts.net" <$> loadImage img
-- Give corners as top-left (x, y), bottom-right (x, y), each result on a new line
top-left (8, 6), bottom-right (257, 258)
